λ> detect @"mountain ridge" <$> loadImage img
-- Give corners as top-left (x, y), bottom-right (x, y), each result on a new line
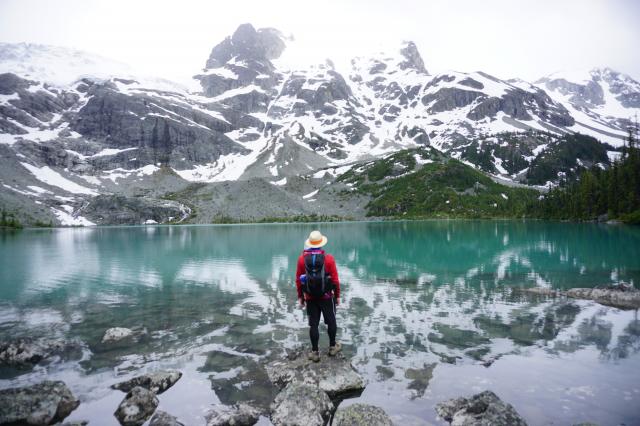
top-left (1, 23), bottom-right (639, 226)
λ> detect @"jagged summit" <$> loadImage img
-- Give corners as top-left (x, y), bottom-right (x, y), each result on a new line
top-left (204, 23), bottom-right (286, 69)
top-left (195, 24), bottom-right (286, 98)
top-left (350, 41), bottom-right (429, 77)
top-left (399, 41), bottom-right (428, 74)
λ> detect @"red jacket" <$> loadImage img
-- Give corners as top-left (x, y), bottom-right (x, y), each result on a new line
top-left (295, 249), bottom-right (340, 301)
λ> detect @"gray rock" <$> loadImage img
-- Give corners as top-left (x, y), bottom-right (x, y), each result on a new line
top-left (102, 327), bottom-right (135, 343)
top-left (114, 386), bottom-right (159, 426)
top-left (71, 82), bottom-right (245, 164)
top-left (85, 196), bottom-right (190, 226)
top-left (112, 370), bottom-right (182, 394)
top-left (270, 382), bottom-right (333, 426)
top-left (265, 348), bottom-right (366, 398)
top-left (0, 380), bottom-right (80, 425)
top-left (421, 87), bottom-right (482, 113)
top-left (204, 403), bottom-right (260, 426)
top-left (149, 410), bottom-right (184, 426)
top-left (435, 390), bottom-right (527, 426)
top-left (0, 338), bottom-right (82, 368)
top-left (333, 403), bottom-right (393, 426)
top-left (566, 287), bottom-right (640, 309)
top-left (55, 422), bottom-right (88, 426)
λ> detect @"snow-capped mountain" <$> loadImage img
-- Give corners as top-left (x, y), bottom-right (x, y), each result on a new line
top-left (536, 68), bottom-right (640, 142)
top-left (1, 23), bottom-right (639, 225)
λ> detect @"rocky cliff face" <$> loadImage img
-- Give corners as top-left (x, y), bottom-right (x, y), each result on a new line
top-left (0, 25), bottom-right (638, 225)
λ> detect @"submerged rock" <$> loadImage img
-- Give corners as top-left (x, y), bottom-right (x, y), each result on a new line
top-left (404, 363), bottom-right (436, 399)
top-left (204, 403), bottom-right (260, 426)
top-left (518, 285), bottom-right (640, 310)
top-left (149, 410), bottom-right (184, 426)
top-left (270, 382), bottom-right (333, 426)
top-left (518, 287), bottom-right (560, 297)
top-left (114, 386), bottom-right (159, 426)
top-left (102, 327), bottom-right (135, 344)
top-left (112, 370), bottom-right (182, 394)
top-left (333, 403), bottom-right (393, 426)
top-left (0, 338), bottom-right (82, 368)
top-left (566, 287), bottom-right (640, 309)
top-left (435, 390), bottom-right (527, 426)
top-left (265, 348), bottom-right (365, 398)
top-left (0, 380), bottom-right (80, 425)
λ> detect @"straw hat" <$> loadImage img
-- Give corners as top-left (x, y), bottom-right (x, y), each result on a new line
top-left (305, 230), bottom-right (328, 248)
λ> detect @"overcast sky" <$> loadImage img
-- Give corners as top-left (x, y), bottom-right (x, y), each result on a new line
top-left (1, 0), bottom-right (639, 85)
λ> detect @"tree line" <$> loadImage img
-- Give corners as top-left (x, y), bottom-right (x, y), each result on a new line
top-left (530, 128), bottom-right (640, 223)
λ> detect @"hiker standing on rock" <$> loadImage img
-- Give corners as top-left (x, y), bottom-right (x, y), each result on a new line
top-left (296, 230), bottom-right (341, 362)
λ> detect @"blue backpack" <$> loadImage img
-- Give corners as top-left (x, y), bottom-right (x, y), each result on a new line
top-left (302, 253), bottom-right (334, 298)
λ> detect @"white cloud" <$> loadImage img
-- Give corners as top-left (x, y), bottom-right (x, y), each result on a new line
top-left (0, 0), bottom-right (638, 85)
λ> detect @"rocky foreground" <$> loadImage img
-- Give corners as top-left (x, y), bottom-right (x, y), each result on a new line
top-left (0, 334), bottom-right (536, 426)
top-left (0, 341), bottom-right (381, 426)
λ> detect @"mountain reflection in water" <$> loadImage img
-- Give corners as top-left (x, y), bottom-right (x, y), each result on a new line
top-left (0, 221), bottom-right (639, 425)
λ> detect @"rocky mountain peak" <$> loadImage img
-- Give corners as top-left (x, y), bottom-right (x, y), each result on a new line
top-left (205, 23), bottom-right (286, 69)
top-left (399, 41), bottom-right (428, 74)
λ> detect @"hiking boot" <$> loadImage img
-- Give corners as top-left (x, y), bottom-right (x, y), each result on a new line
top-left (328, 342), bottom-right (342, 356)
top-left (308, 351), bottom-right (320, 362)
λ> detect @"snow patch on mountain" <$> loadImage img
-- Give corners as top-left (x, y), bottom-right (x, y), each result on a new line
top-left (0, 42), bottom-right (187, 92)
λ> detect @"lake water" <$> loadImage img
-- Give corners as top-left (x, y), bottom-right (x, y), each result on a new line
top-left (1, 221), bottom-right (640, 425)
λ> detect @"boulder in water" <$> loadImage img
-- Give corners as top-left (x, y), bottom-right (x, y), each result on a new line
top-left (265, 348), bottom-right (365, 398)
top-left (435, 390), bottom-right (527, 426)
top-left (149, 410), bottom-right (184, 426)
top-left (114, 386), bottom-right (159, 426)
top-left (0, 380), bottom-right (80, 425)
top-left (111, 370), bottom-right (182, 394)
top-left (0, 338), bottom-right (82, 368)
top-left (270, 382), bottom-right (333, 426)
top-left (333, 403), bottom-right (393, 426)
top-left (102, 327), bottom-right (135, 344)
top-left (204, 403), bottom-right (261, 426)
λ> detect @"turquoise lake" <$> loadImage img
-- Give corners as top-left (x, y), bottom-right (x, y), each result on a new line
top-left (1, 221), bottom-right (640, 425)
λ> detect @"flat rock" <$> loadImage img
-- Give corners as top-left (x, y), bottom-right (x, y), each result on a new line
top-left (0, 380), bottom-right (80, 425)
top-left (114, 386), bottom-right (159, 426)
top-left (566, 287), bottom-right (640, 309)
top-left (265, 349), bottom-right (365, 398)
top-left (435, 390), bottom-right (527, 426)
top-left (0, 338), bottom-right (82, 368)
top-left (270, 382), bottom-right (333, 426)
top-left (149, 410), bottom-right (184, 426)
top-left (112, 370), bottom-right (182, 394)
top-left (333, 403), bottom-right (393, 426)
top-left (205, 403), bottom-right (260, 426)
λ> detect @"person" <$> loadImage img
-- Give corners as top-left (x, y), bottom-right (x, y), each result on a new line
top-left (295, 230), bottom-right (341, 362)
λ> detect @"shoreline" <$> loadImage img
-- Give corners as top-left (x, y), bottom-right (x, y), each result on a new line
top-left (3, 216), bottom-right (635, 231)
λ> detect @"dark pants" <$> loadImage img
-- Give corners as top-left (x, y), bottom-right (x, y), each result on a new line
top-left (306, 298), bottom-right (337, 351)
